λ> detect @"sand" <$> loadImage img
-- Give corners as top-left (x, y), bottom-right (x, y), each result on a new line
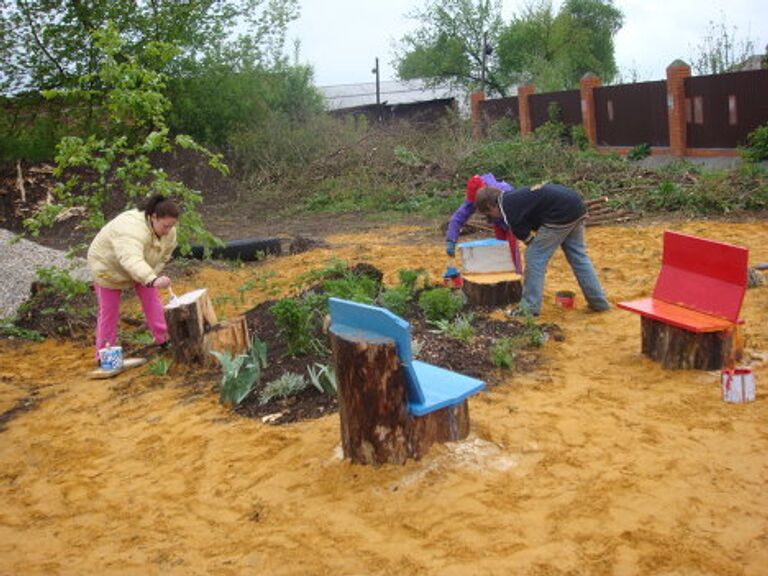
top-left (1, 220), bottom-right (767, 575)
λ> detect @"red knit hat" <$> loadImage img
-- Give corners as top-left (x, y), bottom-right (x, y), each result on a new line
top-left (465, 175), bottom-right (485, 203)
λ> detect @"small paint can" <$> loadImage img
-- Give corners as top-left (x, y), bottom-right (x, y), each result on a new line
top-left (99, 345), bottom-right (124, 371)
top-left (721, 368), bottom-right (755, 403)
top-left (555, 290), bottom-right (576, 309)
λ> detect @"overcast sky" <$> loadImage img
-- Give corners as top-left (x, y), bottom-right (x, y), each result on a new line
top-left (287, 0), bottom-right (768, 87)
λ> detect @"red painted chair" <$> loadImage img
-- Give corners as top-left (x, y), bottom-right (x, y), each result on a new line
top-left (618, 231), bottom-right (749, 369)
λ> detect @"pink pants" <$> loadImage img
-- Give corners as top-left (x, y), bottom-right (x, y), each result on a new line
top-left (94, 283), bottom-right (168, 357)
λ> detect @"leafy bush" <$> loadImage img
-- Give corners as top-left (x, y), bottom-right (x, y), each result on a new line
top-left (270, 298), bottom-right (321, 357)
top-left (627, 143), bottom-right (651, 161)
top-left (418, 287), bottom-right (464, 322)
top-left (210, 337), bottom-right (268, 406)
top-left (306, 363), bottom-right (337, 396)
top-left (322, 273), bottom-right (378, 304)
top-left (741, 123), bottom-right (768, 163)
top-left (490, 338), bottom-right (516, 369)
top-left (259, 372), bottom-right (308, 405)
top-left (377, 286), bottom-right (411, 317)
top-left (429, 313), bottom-right (475, 343)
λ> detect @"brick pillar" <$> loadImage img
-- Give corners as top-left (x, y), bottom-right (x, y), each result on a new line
top-left (579, 73), bottom-right (601, 147)
top-left (470, 91), bottom-right (486, 141)
top-left (517, 84), bottom-right (535, 136)
top-left (666, 60), bottom-right (691, 157)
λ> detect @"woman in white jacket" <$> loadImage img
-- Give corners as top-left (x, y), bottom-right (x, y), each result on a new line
top-left (87, 194), bottom-right (179, 359)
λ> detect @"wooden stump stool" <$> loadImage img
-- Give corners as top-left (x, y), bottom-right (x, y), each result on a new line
top-left (331, 329), bottom-right (470, 465)
top-left (462, 272), bottom-right (522, 308)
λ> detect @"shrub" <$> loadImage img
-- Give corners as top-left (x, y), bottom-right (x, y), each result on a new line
top-left (377, 286), bottom-right (411, 317)
top-left (259, 372), bottom-right (308, 405)
top-left (627, 143), bottom-right (651, 161)
top-left (741, 123), bottom-right (768, 163)
top-left (210, 336), bottom-right (268, 406)
top-left (490, 338), bottom-right (516, 369)
top-left (418, 287), bottom-right (464, 322)
top-left (429, 313), bottom-right (475, 344)
top-left (269, 298), bottom-right (321, 357)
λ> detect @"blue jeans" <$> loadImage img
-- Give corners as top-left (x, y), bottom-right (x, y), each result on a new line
top-left (520, 221), bottom-right (610, 315)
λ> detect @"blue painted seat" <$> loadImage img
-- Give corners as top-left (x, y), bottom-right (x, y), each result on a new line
top-left (328, 297), bottom-right (486, 417)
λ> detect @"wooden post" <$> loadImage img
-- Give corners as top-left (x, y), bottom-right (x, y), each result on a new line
top-left (640, 317), bottom-right (743, 370)
top-left (330, 330), bottom-right (470, 465)
top-left (462, 273), bottom-right (522, 308)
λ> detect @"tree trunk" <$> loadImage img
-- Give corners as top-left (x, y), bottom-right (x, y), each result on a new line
top-left (330, 329), bottom-right (470, 465)
top-left (204, 316), bottom-right (250, 364)
top-left (640, 317), bottom-right (743, 370)
top-left (164, 288), bottom-right (218, 364)
top-left (462, 273), bottom-right (522, 308)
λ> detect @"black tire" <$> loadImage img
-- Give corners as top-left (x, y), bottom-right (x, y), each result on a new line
top-left (176, 238), bottom-right (282, 261)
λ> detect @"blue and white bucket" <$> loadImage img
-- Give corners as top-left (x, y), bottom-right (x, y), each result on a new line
top-left (721, 368), bottom-right (755, 403)
top-left (98, 345), bottom-right (124, 371)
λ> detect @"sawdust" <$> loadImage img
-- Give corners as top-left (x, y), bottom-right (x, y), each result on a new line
top-left (2, 220), bottom-right (768, 575)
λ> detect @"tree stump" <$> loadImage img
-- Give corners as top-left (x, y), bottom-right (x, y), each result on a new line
top-left (204, 316), bottom-right (250, 362)
top-left (640, 317), bottom-right (743, 370)
top-left (462, 272), bottom-right (522, 308)
top-left (330, 330), bottom-right (470, 465)
top-left (164, 288), bottom-right (250, 365)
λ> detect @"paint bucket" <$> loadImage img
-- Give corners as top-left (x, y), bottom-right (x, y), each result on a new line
top-left (443, 266), bottom-right (463, 288)
top-left (555, 290), bottom-right (576, 309)
top-left (98, 345), bottom-right (124, 371)
top-left (721, 368), bottom-right (755, 403)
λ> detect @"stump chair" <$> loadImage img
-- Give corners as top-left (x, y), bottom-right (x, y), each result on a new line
top-left (617, 231), bottom-right (749, 369)
top-left (328, 297), bottom-right (485, 464)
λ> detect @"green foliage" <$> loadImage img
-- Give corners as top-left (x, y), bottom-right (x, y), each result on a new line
top-left (429, 313), bottom-right (476, 343)
top-left (259, 372), bottom-right (308, 405)
top-left (0, 322), bottom-right (44, 342)
top-left (210, 336), bottom-right (268, 406)
top-left (490, 337), bottom-right (516, 369)
top-left (495, 0), bottom-right (624, 90)
top-left (521, 313), bottom-right (546, 347)
top-left (627, 143), bottom-right (651, 161)
top-left (741, 124), bottom-right (768, 163)
top-left (34, 266), bottom-right (89, 299)
top-left (398, 268), bottom-right (429, 294)
top-left (145, 357), bottom-right (172, 377)
top-left (306, 363), bottom-right (337, 397)
top-left (269, 298), bottom-right (322, 357)
top-left (20, 24), bottom-right (226, 255)
top-left (394, 145), bottom-right (424, 167)
top-left (322, 273), bottom-right (379, 304)
top-left (377, 286), bottom-right (411, 317)
top-left (418, 287), bottom-right (464, 322)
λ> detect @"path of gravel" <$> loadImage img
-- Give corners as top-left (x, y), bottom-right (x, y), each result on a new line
top-left (0, 229), bottom-right (90, 319)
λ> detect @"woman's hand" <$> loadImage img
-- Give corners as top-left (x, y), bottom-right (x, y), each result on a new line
top-left (152, 275), bottom-right (172, 289)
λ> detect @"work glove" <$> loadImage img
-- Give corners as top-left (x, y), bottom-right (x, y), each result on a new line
top-left (445, 240), bottom-right (456, 257)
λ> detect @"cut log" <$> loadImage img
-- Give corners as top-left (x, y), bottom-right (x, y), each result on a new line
top-left (164, 288), bottom-right (218, 364)
top-left (640, 316), bottom-right (743, 370)
top-left (330, 330), bottom-right (470, 465)
top-left (204, 316), bottom-right (250, 362)
top-left (462, 272), bottom-right (522, 308)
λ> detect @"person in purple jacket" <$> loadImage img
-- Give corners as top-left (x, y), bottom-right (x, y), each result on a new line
top-left (445, 173), bottom-right (522, 273)
top-left (474, 183), bottom-right (610, 317)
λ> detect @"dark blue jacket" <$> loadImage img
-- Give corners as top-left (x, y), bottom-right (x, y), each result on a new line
top-left (498, 183), bottom-right (586, 244)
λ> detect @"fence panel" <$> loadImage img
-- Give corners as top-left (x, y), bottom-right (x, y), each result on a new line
top-left (478, 96), bottom-right (519, 130)
top-left (529, 90), bottom-right (581, 130)
top-left (594, 81), bottom-right (669, 147)
top-left (686, 69), bottom-right (768, 148)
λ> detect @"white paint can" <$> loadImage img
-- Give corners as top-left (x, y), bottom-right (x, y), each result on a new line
top-left (721, 368), bottom-right (755, 403)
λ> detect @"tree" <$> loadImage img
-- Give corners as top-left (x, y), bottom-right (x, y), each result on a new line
top-left (0, 0), bottom-right (299, 94)
top-left (25, 23), bottom-right (226, 253)
top-left (394, 0), bottom-right (623, 95)
top-left (495, 0), bottom-right (623, 91)
top-left (395, 0), bottom-right (508, 95)
top-left (689, 16), bottom-right (756, 75)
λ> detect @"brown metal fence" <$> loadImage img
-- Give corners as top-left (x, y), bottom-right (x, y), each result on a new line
top-left (594, 81), bottom-right (669, 147)
top-left (529, 90), bottom-right (581, 130)
top-left (478, 96), bottom-right (519, 131)
top-left (686, 69), bottom-right (768, 148)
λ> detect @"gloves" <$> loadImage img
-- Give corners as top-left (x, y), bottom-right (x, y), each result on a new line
top-left (446, 240), bottom-right (456, 257)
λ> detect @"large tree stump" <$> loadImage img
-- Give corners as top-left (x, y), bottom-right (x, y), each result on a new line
top-left (640, 317), bottom-right (743, 370)
top-left (165, 288), bottom-right (250, 365)
top-left (330, 330), bottom-right (470, 465)
top-left (462, 272), bottom-right (522, 308)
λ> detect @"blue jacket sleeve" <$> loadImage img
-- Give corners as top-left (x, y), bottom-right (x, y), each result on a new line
top-left (446, 200), bottom-right (475, 242)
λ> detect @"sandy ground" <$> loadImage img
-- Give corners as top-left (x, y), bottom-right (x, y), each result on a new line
top-left (1, 219), bottom-right (767, 576)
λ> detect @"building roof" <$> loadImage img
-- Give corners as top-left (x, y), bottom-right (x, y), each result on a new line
top-left (318, 79), bottom-right (468, 113)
